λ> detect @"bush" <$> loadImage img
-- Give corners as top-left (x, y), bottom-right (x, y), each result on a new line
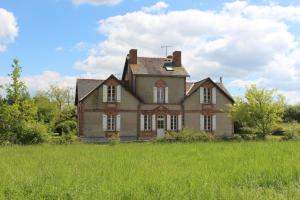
top-left (156, 129), bottom-right (214, 143)
top-left (281, 122), bottom-right (300, 141)
top-left (19, 122), bottom-right (49, 144)
top-left (108, 133), bottom-right (120, 145)
top-left (272, 125), bottom-right (285, 136)
top-left (49, 133), bottom-right (77, 144)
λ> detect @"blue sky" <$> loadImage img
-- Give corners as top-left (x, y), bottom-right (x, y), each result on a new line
top-left (0, 0), bottom-right (300, 103)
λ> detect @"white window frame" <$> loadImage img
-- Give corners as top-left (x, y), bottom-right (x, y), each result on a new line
top-left (144, 115), bottom-right (152, 131)
top-left (204, 88), bottom-right (212, 104)
top-left (157, 87), bottom-right (165, 103)
top-left (107, 85), bottom-right (116, 102)
top-left (170, 115), bottom-right (178, 131)
top-left (107, 115), bottom-right (116, 131)
top-left (204, 115), bottom-right (212, 131)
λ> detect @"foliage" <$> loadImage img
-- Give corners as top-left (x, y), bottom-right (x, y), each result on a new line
top-left (281, 122), bottom-right (300, 140)
top-left (156, 129), bottom-right (214, 143)
top-left (53, 106), bottom-right (77, 136)
top-left (283, 103), bottom-right (300, 123)
top-left (1, 142), bottom-right (300, 199)
top-left (0, 59), bottom-right (77, 145)
top-left (229, 85), bottom-right (285, 138)
top-left (108, 132), bottom-right (120, 145)
top-left (33, 94), bottom-right (59, 124)
top-left (6, 59), bottom-right (29, 104)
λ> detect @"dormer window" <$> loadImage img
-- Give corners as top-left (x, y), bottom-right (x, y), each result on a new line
top-left (108, 85), bottom-right (116, 102)
top-left (204, 88), bottom-right (212, 104)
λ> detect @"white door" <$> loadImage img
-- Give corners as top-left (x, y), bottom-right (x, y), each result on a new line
top-left (157, 115), bottom-right (165, 138)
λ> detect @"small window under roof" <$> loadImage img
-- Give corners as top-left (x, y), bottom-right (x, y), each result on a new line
top-left (165, 66), bottom-right (174, 71)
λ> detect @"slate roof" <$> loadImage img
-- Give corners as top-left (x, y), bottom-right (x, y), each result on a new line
top-left (75, 79), bottom-right (104, 105)
top-left (129, 57), bottom-right (189, 77)
top-left (186, 82), bottom-right (194, 93)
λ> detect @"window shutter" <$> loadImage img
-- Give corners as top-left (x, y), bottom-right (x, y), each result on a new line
top-left (212, 115), bottom-right (216, 131)
top-left (116, 114), bottom-right (121, 131)
top-left (167, 114), bottom-right (171, 131)
top-left (152, 114), bottom-right (156, 130)
top-left (212, 87), bottom-right (216, 104)
top-left (178, 114), bottom-right (182, 130)
top-left (200, 114), bottom-right (204, 131)
top-left (200, 87), bottom-right (204, 103)
top-left (153, 87), bottom-right (157, 103)
top-left (140, 114), bottom-right (144, 131)
top-left (103, 85), bottom-right (107, 102)
top-left (165, 87), bottom-right (169, 103)
top-left (102, 114), bottom-right (107, 131)
top-left (117, 85), bottom-right (121, 102)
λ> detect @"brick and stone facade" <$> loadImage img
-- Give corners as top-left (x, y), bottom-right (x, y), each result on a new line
top-left (75, 49), bottom-right (234, 141)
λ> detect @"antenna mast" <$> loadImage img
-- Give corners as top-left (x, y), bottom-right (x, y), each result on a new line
top-left (161, 45), bottom-right (173, 57)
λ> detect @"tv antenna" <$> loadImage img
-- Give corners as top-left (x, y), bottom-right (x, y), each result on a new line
top-left (161, 45), bottom-right (173, 57)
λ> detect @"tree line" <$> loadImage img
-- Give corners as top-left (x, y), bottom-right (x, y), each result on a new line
top-left (0, 59), bottom-right (77, 144)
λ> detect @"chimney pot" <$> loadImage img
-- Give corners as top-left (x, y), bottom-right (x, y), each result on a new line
top-left (172, 51), bottom-right (181, 66)
top-left (129, 49), bottom-right (137, 64)
top-left (220, 77), bottom-right (223, 83)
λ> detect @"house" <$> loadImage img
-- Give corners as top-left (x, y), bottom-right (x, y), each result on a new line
top-left (75, 49), bottom-right (234, 141)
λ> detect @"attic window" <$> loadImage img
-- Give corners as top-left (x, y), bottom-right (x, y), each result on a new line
top-left (164, 59), bottom-right (174, 71)
top-left (165, 66), bottom-right (174, 71)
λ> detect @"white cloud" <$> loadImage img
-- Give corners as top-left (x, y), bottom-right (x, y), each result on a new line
top-left (55, 46), bottom-right (64, 52)
top-left (0, 8), bottom-right (18, 52)
top-left (73, 41), bottom-right (88, 51)
top-left (0, 71), bottom-right (77, 97)
top-left (72, 0), bottom-right (122, 6)
top-left (73, 1), bottom-right (300, 104)
top-left (142, 1), bottom-right (169, 13)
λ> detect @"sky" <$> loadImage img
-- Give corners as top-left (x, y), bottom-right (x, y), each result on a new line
top-left (0, 0), bottom-right (300, 104)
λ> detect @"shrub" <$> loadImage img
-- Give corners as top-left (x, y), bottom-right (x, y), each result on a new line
top-left (19, 122), bottom-right (49, 144)
top-left (108, 133), bottom-right (120, 145)
top-left (272, 125), bottom-right (285, 136)
top-left (281, 122), bottom-right (300, 140)
top-left (156, 129), bottom-right (214, 143)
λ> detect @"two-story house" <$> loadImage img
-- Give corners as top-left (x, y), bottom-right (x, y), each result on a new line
top-left (75, 49), bottom-right (234, 141)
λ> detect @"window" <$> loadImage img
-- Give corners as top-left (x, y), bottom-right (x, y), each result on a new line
top-left (157, 115), bottom-right (164, 129)
top-left (107, 115), bottom-right (116, 131)
top-left (157, 87), bottom-right (165, 103)
top-left (204, 115), bottom-right (212, 131)
top-left (144, 115), bottom-right (151, 131)
top-left (107, 85), bottom-right (116, 102)
top-left (171, 115), bottom-right (178, 131)
top-left (204, 88), bottom-right (211, 104)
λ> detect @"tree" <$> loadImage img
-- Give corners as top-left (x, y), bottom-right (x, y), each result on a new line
top-left (0, 59), bottom-right (47, 144)
top-left (46, 85), bottom-right (74, 110)
top-left (283, 103), bottom-right (300, 123)
top-left (229, 85), bottom-right (285, 137)
top-left (6, 59), bottom-right (29, 104)
top-left (33, 94), bottom-right (59, 123)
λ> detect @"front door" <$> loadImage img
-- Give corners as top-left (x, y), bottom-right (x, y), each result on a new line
top-left (157, 115), bottom-right (165, 138)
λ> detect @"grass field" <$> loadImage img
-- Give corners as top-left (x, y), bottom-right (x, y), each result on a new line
top-left (1, 142), bottom-right (300, 200)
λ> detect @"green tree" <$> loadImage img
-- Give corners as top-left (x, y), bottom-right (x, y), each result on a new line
top-left (0, 59), bottom-right (47, 144)
top-left (46, 85), bottom-right (74, 110)
top-left (229, 85), bottom-right (285, 137)
top-left (283, 103), bottom-right (300, 123)
top-left (33, 94), bottom-right (59, 124)
top-left (6, 59), bottom-right (29, 104)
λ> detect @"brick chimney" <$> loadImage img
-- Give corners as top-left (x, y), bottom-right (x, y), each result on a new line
top-left (129, 49), bottom-right (137, 64)
top-left (172, 51), bottom-right (181, 67)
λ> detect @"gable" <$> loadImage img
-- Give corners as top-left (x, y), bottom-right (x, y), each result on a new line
top-left (78, 74), bottom-right (142, 104)
top-left (184, 78), bottom-right (234, 103)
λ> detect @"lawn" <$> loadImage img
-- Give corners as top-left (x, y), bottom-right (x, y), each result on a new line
top-left (1, 142), bottom-right (300, 200)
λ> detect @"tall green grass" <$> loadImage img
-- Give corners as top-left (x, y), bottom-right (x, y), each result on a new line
top-left (0, 142), bottom-right (300, 199)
